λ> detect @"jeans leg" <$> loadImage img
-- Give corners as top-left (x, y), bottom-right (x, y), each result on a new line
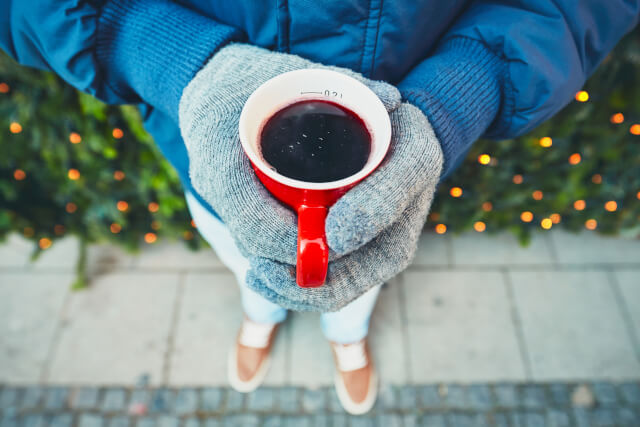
top-left (320, 285), bottom-right (382, 344)
top-left (185, 192), bottom-right (287, 324)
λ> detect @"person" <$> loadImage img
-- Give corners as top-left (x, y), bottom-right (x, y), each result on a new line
top-left (2, 0), bottom-right (638, 414)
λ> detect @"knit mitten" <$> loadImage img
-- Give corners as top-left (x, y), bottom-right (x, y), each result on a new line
top-left (179, 43), bottom-right (401, 264)
top-left (246, 103), bottom-right (444, 311)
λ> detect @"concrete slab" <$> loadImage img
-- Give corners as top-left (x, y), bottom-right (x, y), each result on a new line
top-left (168, 272), bottom-right (288, 385)
top-left (133, 243), bottom-right (224, 271)
top-left (47, 273), bottom-right (179, 385)
top-left (450, 232), bottom-right (554, 266)
top-left (0, 233), bottom-right (33, 268)
top-left (0, 273), bottom-right (70, 383)
top-left (510, 270), bottom-right (640, 380)
top-left (403, 271), bottom-right (526, 382)
top-left (31, 237), bottom-right (79, 270)
top-left (550, 231), bottom-right (640, 264)
top-left (411, 233), bottom-right (450, 267)
top-left (613, 270), bottom-right (640, 355)
top-left (289, 312), bottom-right (334, 386)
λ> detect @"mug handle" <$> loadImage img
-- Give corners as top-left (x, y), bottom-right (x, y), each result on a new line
top-left (296, 205), bottom-right (329, 287)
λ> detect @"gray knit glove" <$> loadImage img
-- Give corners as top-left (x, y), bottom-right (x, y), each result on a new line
top-left (179, 44), bottom-right (401, 264)
top-left (246, 103), bottom-right (443, 312)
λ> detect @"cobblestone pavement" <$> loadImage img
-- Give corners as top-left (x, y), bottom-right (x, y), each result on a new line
top-left (1, 383), bottom-right (639, 427)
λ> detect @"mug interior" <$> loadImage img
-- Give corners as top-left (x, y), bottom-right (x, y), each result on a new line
top-left (239, 69), bottom-right (391, 190)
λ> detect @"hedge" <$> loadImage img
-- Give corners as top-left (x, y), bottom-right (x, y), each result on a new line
top-left (1, 29), bottom-right (639, 287)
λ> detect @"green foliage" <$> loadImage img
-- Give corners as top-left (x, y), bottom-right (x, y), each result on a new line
top-left (1, 30), bottom-right (639, 277)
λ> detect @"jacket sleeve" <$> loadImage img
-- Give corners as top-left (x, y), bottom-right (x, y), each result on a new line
top-left (1, 0), bottom-right (244, 120)
top-left (397, 0), bottom-right (640, 177)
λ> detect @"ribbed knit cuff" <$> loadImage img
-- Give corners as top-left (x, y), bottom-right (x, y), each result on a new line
top-left (397, 37), bottom-right (507, 177)
top-left (96, 0), bottom-right (244, 121)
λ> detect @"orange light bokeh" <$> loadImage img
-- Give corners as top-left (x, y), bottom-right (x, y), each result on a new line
top-left (66, 202), bottom-right (77, 213)
top-left (114, 171), bottom-right (125, 181)
top-left (39, 238), bottom-right (52, 250)
top-left (148, 202), bottom-right (159, 213)
top-left (585, 219), bottom-right (597, 230)
top-left (575, 91), bottom-right (589, 102)
top-left (532, 190), bottom-right (543, 200)
top-left (68, 169), bottom-right (80, 180)
top-left (450, 187), bottom-right (463, 198)
top-left (69, 132), bottom-right (82, 144)
top-left (112, 128), bottom-right (124, 139)
top-left (610, 113), bottom-right (624, 124)
top-left (482, 202), bottom-right (493, 212)
top-left (541, 218), bottom-right (552, 229)
top-left (574, 200), bottom-right (586, 211)
top-left (0, 83), bottom-right (9, 93)
top-left (10, 122), bottom-right (22, 134)
top-left (604, 201), bottom-right (617, 212)
top-left (435, 224), bottom-right (447, 234)
top-left (14, 169), bottom-right (26, 181)
top-left (591, 174), bottom-right (602, 184)
top-left (512, 174), bottom-right (523, 184)
top-left (144, 232), bottom-right (157, 244)
top-left (110, 223), bottom-right (122, 234)
top-left (568, 153), bottom-right (581, 165)
top-left (117, 201), bottom-right (129, 212)
top-left (630, 124), bottom-right (640, 135)
top-left (550, 213), bottom-right (561, 224)
top-left (539, 137), bottom-right (552, 147)
top-left (478, 154), bottom-right (491, 165)
top-left (473, 221), bottom-right (486, 232)
top-left (520, 211), bottom-right (533, 223)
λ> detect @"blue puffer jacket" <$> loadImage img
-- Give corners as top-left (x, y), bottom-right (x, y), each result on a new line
top-left (2, 0), bottom-right (639, 208)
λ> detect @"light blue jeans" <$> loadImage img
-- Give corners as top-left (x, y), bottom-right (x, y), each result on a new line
top-left (185, 192), bottom-right (381, 344)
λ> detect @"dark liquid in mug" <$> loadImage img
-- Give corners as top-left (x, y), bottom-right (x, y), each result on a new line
top-left (260, 100), bottom-right (371, 183)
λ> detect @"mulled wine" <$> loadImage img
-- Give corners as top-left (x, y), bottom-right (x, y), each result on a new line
top-left (260, 100), bottom-right (371, 183)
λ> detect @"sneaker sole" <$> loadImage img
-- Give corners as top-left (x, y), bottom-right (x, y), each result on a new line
top-left (227, 344), bottom-right (272, 393)
top-left (334, 368), bottom-right (378, 415)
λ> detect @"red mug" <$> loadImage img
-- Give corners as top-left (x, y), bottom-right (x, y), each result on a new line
top-left (239, 69), bottom-right (391, 288)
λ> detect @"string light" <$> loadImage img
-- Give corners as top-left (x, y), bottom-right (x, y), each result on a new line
top-left (10, 122), bottom-right (22, 134)
top-left (450, 187), bottom-right (463, 198)
top-left (539, 137), bottom-right (552, 147)
top-left (54, 225), bottom-right (65, 235)
top-left (512, 174), bottom-right (523, 184)
top-left (0, 83), bottom-right (9, 93)
top-left (637, 191), bottom-right (640, 200)
top-left (610, 113), bottom-right (624, 124)
top-left (23, 227), bottom-right (34, 237)
top-left (474, 221), bottom-right (486, 232)
top-left (39, 238), bottom-right (52, 250)
top-left (550, 213), bottom-right (561, 224)
top-left (113, 171), bottom-right (125, 181)
top-left (151, 221), bottom-right (161, 230)
top-left (575, 91), bottom-right (589, 102)
top-left (585, 219), bottom-right (597, 230)
top-left (69, 132), bottom-right (82, 144)
top-left (68, 169), bottom-right (80, 180)
top-left (148, 202), bottom-right (159, 213)
top-left (573, 200), bottom-right (586, 210)
top-left (117, 201), bottom-right (129, 212)
top-left (630, 124), bottom-right (640, 135)
top-left (112, 128), bottom-right (124, 139)
top-left (482, 202), bottom-right (493, 212)
top-left (66, 202), bottom-right (77, 213)
top-left (541, 218), bottom-right (553, 229)
top-left (568, 153), bottom-right (581, 165)
top-left (520, 211), bottom-right (533, 223)
top-left (605, 201), bottom-right (617, 212)
top-left (13, 169), bottom-right (26, 181)
top-left (191, 220), bottom-right (197, 228)
top-left (478, 154), bottom-right (491, 165)
top-left (110, 223), bottom-right (122, 233)
top-left (592, 174), bottom-right (602, 184)
top-left (144, 232), bottom-right (157, 243)
top-left (435, 224), bottom-right (447, 234)
top-left (532, 190), bottom-right (543, 200)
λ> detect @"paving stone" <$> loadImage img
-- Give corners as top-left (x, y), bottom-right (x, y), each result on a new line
top-left (279, 387), bottom-right (300, 413)
top-left (283, 416), bottom-right (312, 427)
top-left (173, 389), bottom-right (198, 415)
top-left (545, 410), bottom-right (571, 427)
top-left (128, 389), bottom-right (150, 413)
top-left (157, 415), bottom-right (179, 427)
top-left (311, 414), bottom-right (329, 427)
top-left (331, 414), bottom-right (348, 427)
top-left (591, 408), bottom-right (616, 427)
top-left (375, 384), bottom-right (396, 410)
top-left (107, 416), bottom-right (130, 427)
top-left (133, 242), bottom-right (224, 270)
top-left (49, 414), bottom-right (73, 427)
top-left (202, 419), bottom-right (222, 427)
top-left (442, 385), bottom-right (466, 409)
top-left (451, 232), bottom-right (553, 266)
top-left (375, 414), bottom-right (401, 427)
top-left (183, 418), bottom-right (200, 427)
top-left (491, 413), bottom-right (510, 427)
top-left (467, 385), bottom-right (493, 410)
top-left (511, 271), bottom-right (640, 380)
top-left (405, 271), bottom-right (525, 382)
top-left (447, 414), bottom-right (487, 427)
top-left (222, 415), bottom-right (259, 427)
top-left (290, 312), bottom-right (333, 386)
top-left (224, 390), bottom-right (244, 412)
top-left (403, 414), bottom-right (418, 427)
top-left (78, 414), bottom-right (104, 427)
top-left (0, 233), bottom-right (32, 267)
top-left (572, 409), bottom-right (590, 427)
top-left (31, 236), bottom-right (79, 270)
top-left (149, 389), bottom-right (174, 413)
top-left (397, 386), bottom-right (417, 410)
top-left (521, 385), bottom-right (546, 409)
top-left (616, 271), bottom-right (640, 356)
top-left (261, 416), bottom-right (282, 427)
top-left (369, 282), bottom-right (408, 382)
top-left (48, 273), bottom-right (179, 385)
top-left (44, 387), bottom-right (69, 410)
top-left (412, 232), bottom-right (450, 267)
top-left (0, 273), bottom-right (70, 382)
top-left (71, 388), bottom-right (99, 410)
top-left (101, 388), bottom-right (127, 412)
top-left (200, 388), bottom-right (224, 412)
top-left (548, 384), bottom-right (570, 406)
top-left (246, 388), bottom-right (275, 412)
top-left (616, 408), bottom-right (640, 427)
top-left (0, 388), bottom-right (19, 409)
top-left (494, 384), bottom-right (518, 408)
top-left (419, 385), bottom-right (441, 409)
top-left (591, 382), bottom-right (618, 407)
top-left (420, 414), bottom-right (446, 427)
top-left (136, 417), bottom-right (155, 427)
top-left (22, 414), bottom-right (47, 427)
top-left (19, 387), bottom-right (44, 410)
top-left (620, 383), bottom-right (640, 404)
top-left (550, 230), bottom-right (640, 264)
top-left (0, 411), bottom-right (19, 427)
top-left (301, 388), bottom-right (326, 413)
